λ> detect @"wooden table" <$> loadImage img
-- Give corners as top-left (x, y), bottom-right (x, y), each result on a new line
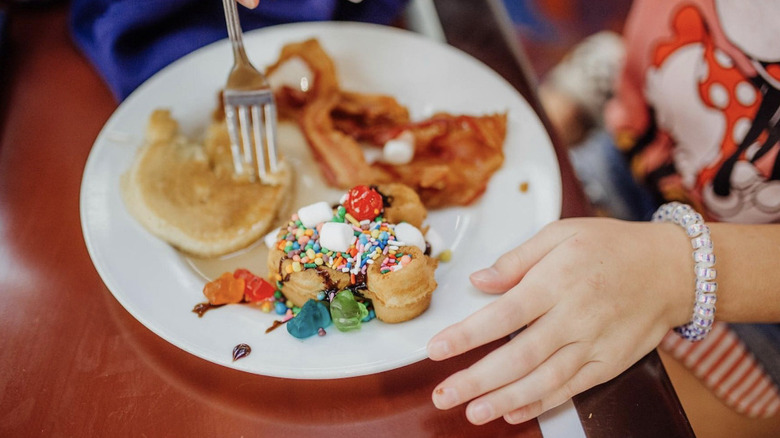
top-left (0, 1), bottom-right (694, 436)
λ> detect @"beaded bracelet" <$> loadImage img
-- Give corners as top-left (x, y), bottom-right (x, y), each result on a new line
top-left (652, 202), bottom-right (717, 342)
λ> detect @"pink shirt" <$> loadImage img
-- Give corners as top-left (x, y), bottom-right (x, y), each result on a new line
top-left (606, 0), bottom-right (780, 223)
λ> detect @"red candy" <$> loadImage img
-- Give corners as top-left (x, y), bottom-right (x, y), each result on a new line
top-left (234, 268), bottom-right (275, 302)
top-left (345, 185), bottom-right (383, 221)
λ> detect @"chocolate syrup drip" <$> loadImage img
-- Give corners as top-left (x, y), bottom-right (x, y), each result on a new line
top-left (192, 302), bottom-right (224, 317)
top-left (353, 271), bottom-right (368, 288)
top-left (265, 319), bottom-right (288, 333)
top-left (347, 271), bottom-right (369, 298)
top-left (370, 185), bottom-right (393, 210)
top-left (232, 343), bottom-right (251, 361)
top-left (315, 268), bottom-right (340, 291)
top-left (277, 257), bottom-right (291, 284)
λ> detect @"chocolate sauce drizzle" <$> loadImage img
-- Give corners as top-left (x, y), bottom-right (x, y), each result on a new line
top-left (265, 319), bottom-right (288, 333)
top-left (315, 268), bottom-right (340, 291)
top-left (232, 343), bottom-right (251, 361)
top-left (370, 185), bottom-right (393, 210)
top-left (192, 302), bottom-right (224, 317)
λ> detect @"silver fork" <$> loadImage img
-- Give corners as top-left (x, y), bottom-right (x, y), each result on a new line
top-left (221, 0), bottom-right (278, 183)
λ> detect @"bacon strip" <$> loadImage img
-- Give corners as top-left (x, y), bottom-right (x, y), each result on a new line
top-left (268, 38), bottom-right (507, 208)
top-left (300, 93), bottom-right (391, 187)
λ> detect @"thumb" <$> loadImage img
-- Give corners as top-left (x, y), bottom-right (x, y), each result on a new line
top-left (470, 221), bottom-right (572, 293)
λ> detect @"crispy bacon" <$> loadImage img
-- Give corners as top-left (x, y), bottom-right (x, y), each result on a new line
top-left (267, 38), bottom-right (507, 208)
top-left (331, 91), bottom-right (411, 142)
top-left (373, 113), bottom-right (507, 208)
top-left (300, 93), bottom-right (391, 187)
top-left (266, 38), bottom-right (340, 98)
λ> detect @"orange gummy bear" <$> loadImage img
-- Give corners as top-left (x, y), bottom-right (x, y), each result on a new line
top-left (203, 272), bottom-right (245, 305)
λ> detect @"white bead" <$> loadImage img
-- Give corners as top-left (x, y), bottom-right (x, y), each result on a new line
top-left (693, 316), bottom-right (714, 328)
top-left (653, 202), bottom-right (677, 221)
top-left (696, 292), bottom-right (718, 307)
top-left (686, 222), bottom-right (709, 237)
top-left (693, 249), bottom-right (716, 266)
top-left (691, 235), bottom-right (713, 250)
top-left (297, 201), bottom-right (333, 228)
top-left (672, 204), bottom-right (693, 224)
top-left (696, 281), bottom-right (718, 293)
top-left (695, 306), bottom-right (715, 318)
top-left (319, 222), bottom-right (356, 253)
top-left (695, 264), bottom-right (717, 281)
top-left (681, 212), bottom-right (703, 227)
top-left (393, 222), bottom-right (427, 252)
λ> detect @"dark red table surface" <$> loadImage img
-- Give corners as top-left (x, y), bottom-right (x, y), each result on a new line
top-left (0, 1), bottom-right (693, 436)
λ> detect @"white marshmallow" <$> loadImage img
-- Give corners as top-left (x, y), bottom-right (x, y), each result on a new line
top-left (297, 201), bottom-right (333, 228)
top-left (362, 146), bottom-right (384, 164)
top-left (393, 222), bottom-right (426, 253)
top-left (263, 227), bottom-right (281, 249)
top-left (319, 222), bottom-right (356, 253)
top-left (382, 131), bottom-right (415, 165)
top-left (424, 226), bottom-right (446, 258)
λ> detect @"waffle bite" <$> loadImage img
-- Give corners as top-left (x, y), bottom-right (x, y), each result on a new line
top-left (267, 183), bottom-right (438, 324)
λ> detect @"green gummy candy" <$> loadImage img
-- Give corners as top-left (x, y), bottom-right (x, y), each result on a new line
top-left (330, 290), bottom-right (369, 332)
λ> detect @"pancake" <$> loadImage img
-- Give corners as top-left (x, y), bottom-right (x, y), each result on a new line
top-left (121, 109), bottom-right (293, 258)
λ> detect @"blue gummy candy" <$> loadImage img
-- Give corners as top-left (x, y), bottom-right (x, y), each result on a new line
top-left (287, 300), bottom-right (332, 339)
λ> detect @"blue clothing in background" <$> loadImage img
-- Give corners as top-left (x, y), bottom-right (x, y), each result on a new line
top-left (70, 0), bottom-right (408, 100)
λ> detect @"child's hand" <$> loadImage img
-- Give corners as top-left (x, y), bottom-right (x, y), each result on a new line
top-left (427, 218), bottom-right (692, 425)
top-left (237, 0), bottom-right (259, 9)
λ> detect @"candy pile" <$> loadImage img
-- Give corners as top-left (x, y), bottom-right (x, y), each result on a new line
top-left (196, 267), bottom-right (299, 315)
top-left (273, 193), bottom-right (426, 283)
top-left (196, 185), bottom-right (439, 341)
top-left (195, 266), bottom-right (370, 338)
top-left (271, 185), bottom-right (430, 338)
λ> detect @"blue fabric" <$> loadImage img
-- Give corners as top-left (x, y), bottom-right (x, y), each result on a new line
top-left (69, 0), bottom-right (408, 100)
top-left (568, 130), bottom-right (657, 221)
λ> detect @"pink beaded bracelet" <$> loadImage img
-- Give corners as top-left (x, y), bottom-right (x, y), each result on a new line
top-left (652, 202), bottom-right (717, 341)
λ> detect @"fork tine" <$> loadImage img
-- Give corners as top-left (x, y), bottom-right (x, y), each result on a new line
top-left (221, 0), bottom-right (279, 184)
top-left (264, 103), bottom-right (278, 173)
top-left (224, 104), bottom-right (245, 176)
top-left (237, 105), bottom-right (256, 178)
top-left (250, 105), bottom-right (267, 180)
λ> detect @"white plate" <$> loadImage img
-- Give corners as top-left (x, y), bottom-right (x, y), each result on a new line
top-left (80, 21), bottom-right (561, 379)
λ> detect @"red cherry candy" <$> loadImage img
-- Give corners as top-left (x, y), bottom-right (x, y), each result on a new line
top-left (345, 185), bottom-right (383, 221)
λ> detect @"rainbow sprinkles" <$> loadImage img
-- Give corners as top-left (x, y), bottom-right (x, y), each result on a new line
top-left (273, 203), bottom-right (418, 283)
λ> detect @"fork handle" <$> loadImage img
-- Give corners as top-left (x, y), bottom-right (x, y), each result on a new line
top-left (222, 0), bottom-right (251, 66)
